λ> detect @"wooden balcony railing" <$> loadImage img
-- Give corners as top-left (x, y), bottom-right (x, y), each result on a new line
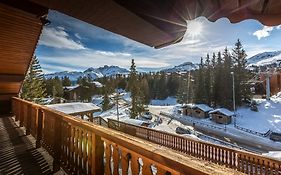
top-left (11, 97), bottom-right (241, 175)
top-left (107, 119), bottom-right (281, 175)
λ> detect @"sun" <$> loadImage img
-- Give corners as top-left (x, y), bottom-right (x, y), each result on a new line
top-left (187, 20), bottom-right (203, 38)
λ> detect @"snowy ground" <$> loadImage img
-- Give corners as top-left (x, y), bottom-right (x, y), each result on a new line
top-left (150, 97), bottom-right (177, 106)
top-left (236, 98), bottom-right (281, 133)
top-left (91, 93), bottom-right (281, 159)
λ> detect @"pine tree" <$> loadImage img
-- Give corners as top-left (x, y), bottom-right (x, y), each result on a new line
top-left (212, 52), bottom-right (223, 106)
top-left (128, 59), bottom-right (139, 118)
top-left (101, 87), bottom-right (110, 111)
top-left (232, 39), bottom-right (251, 105)
top-left (62, 76), bottom-right (71, 86)
top-left (222, 48), bottom-right (233, 108)
top-left (194, 58), bottom-right (205, 103)
top-left (21, 56), bottom-right (46, 103)
top-left (204, 54), bottom-right (212, 105)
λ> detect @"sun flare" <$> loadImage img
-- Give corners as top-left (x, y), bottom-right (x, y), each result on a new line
top-left (187, 20), bottom-right (203, 38)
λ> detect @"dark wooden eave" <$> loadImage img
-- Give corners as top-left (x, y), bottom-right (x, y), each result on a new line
top-left (0, 0), bottom-right (47, 113)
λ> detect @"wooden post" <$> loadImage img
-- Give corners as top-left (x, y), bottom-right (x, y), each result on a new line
top-left (15, 100), bottom-right (19, 121)
top-left (36, 108), bottom-right (43, 148)
top-left (89, 113), bottom-right (93, 122)
top-left (53, 114), bottom-right (62, 172)
top-left (26, 104), bottom-right (32, 135)
top-left (20, 102), bottom-right (24, 127)
top-left (91, 133), bottom-right (104, 175)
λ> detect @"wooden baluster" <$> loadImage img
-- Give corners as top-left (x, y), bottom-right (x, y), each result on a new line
top-left (69, 126), bottom-right (75, 172)
top-left (20, 102), bottom-right (24, 127)
top-left (61, 122), bottom-right (66, 168)
top-left (270, 162), bottom-right (274, 175)
top-left (83, 131), bottom-right (88, 175)
top-left (249, 157), bottom-right (254, 175)
top-left (225, 150), bottom-right (229, 166)
top-left (87, 131), bottom-right (92, 174)
top-left (217, 148), bottom-right (223, 165)
top-left (36, 108), bottom-right (43, 148)
top-left (113, 144), bottom-right (120, 175)
top-left (53, 114), bottom-right (62, 172)
top-left (74, 127), bottom-right (79, 173)
top-left (121, 149), bottom-right (129, 175)
top-left (91, 134), bottom-right (104, 175)
top-left (265, 161), bottom-right (269, 175)
top-left (26, 104), bottom-right (32, 135)
top-left (130, 153), bottom-right (139, 175)
top-left (104, 142), bottom-right (112, 175)
top-left (252, 158), bottom-right (257, 175)
top-left (142, 159), bottom-right (153, 175)
top-left (79, 128), bottom-right (83, 173)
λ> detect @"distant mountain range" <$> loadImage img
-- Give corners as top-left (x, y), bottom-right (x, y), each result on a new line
top-left (247, 51), bottom-right (281, 67)
top-left (161, 62), bottom-right (198, 73)
top-left (45, 65), bottom-right (129, 81)
top-left (45, 62), bottom-right (198, 81)
top-left (45, 51), bottom-right (281, 81)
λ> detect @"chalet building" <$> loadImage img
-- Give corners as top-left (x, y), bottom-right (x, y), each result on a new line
top-left (259, 68), bottom-right (281, 95)
top-left (209, 108), bottom-right (234, 125)
top-left (63, 85), bottom-right (90, 101)
top-left (191, 104), bottom-right (213, 119)
top-left (181, 104), bottom-right (194, 116)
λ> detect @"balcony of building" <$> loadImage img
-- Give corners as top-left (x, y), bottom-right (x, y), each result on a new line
top-left (1, 0), bottom-right (281, 174)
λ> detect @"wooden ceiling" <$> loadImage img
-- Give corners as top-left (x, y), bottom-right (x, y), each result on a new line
top-left (0, 1), bottom-right (47, 113)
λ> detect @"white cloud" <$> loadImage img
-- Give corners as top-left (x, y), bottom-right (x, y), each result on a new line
top-left (277, 25), bottom-right (281, 30)
top-left (253, 26), bottom-right (274, 40)
top-left (39, 27), bottom-right (86, 50)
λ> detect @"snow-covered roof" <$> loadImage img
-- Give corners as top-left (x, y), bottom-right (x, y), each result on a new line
top-left (193, 104), bottom-right (213, 112)
top-left (262, 151), bottom-right (281, 160)
top-left (121, 118), bottom-right (149, 126)
top-left (63, 85), bottom-right (80, 91)
top-left (46, 102), bottom-right (101, 114)
top-left (90, 81), bottom-right (103, 88)
top-left (209, 108), bottom-right (234, 116)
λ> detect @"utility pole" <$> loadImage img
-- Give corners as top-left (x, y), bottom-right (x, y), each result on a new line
top-left (231, 72), bottom-right (236, 126)
top-left (266, 73), bottom-right (271, 100)
top-left (116, 90), bottom-right (119, 121)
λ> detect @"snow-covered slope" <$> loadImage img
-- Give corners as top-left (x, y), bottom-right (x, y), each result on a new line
top-left (247, 51), bottom-right (281, 67)
top-left (161, 62), bottom-right (198, 73)
top-left (45, 71), bottom-right (84, 81)
top-left (45, 65), bottom-right (129, 81)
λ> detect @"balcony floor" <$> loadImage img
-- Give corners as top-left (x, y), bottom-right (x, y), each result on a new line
top-left (0, 115), bottom-right (63, 175)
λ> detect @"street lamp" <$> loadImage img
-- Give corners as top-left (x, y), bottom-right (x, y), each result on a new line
top-left (230, 72), bottom-right (236, 126)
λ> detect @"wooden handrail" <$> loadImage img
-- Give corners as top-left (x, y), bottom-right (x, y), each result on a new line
top-left (107, 118), bottom-right (281, 175)
top-left (10, 97), bottom-right (249, 174)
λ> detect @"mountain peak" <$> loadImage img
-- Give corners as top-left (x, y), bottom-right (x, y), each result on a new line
top-left (46, 65), bottom-right (129, 81)
top-left (247, 50), bottom-right (281, 67)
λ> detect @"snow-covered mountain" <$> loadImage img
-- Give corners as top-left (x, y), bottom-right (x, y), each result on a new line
top-left (161, 62), bottom-right (198, 73)
top-left (247, 51), bottom-right (281, 67)
top-left (45, 65), bottom-right (129, 81)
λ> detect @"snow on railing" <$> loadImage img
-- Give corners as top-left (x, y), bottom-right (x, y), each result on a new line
top-left (234, 124), bottom-right (272, 137)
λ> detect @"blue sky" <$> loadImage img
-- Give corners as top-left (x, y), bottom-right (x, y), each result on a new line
top-left (36, 10), bottom-right (281, 73)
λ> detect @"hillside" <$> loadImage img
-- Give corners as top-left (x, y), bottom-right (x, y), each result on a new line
top-left (45, 65), bottom-right (129, 81)
top-left (247, 51), bottom-right (281, 67)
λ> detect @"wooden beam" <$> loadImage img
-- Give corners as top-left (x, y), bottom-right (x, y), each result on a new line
top-left (0, 74), bottom-right (25, 82)
top-left (1, 0), bottom-right (48, 17)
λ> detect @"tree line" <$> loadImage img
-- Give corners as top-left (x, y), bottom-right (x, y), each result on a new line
top-left (21, 39), bottom-right (252, 112)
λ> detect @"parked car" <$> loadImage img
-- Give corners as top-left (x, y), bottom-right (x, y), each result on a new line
top-left (175, 127), bottom-right (191, 135)
top-left (270, 132), bottom-right (281, 142)
top-left (142, 111), bottom-right (152, 120)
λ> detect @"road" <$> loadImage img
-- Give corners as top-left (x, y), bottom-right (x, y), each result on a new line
top-left (148, 106), bottom-right (281, 154)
